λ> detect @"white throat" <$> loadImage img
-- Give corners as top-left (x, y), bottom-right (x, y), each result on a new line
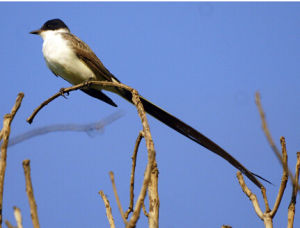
top-left (39, 28), bottom-right (70, 40)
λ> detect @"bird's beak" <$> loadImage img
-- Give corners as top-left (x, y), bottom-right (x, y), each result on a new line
top-left (30, 29), bottom-right (42, 35)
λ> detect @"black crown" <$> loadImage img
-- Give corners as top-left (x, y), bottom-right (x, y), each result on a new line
top-left (41, 19), bottom-right (69, 31)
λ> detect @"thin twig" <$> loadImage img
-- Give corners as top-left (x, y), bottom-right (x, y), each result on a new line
top-left (261, 187), bottom-right (270, 212)
top-left (99, 190), bottom-right (116, 228)
top-left (27, 81), bottom-right (130, 124)
top-left (237, 172), bottom-right (274, 227)
top-left (4, 221), bottom-right (14, 228)
top-left (0, 93), bottom-right (24, 227)
top-left (23, 160), bottom-right (40, 228)
top-left (109, 171), bottom-right (127, 225)
top-left (147, 160), bottom-right (159, 227)
top-left (287, 152), bottom-right (300, 228)
top-left (237, 172), bottom-right (264, 219)
top-left (125, 131), bottom-right (144, 219)
top-left (270, 137), bottom-right (288, 217)
top-left (142, 202), bottom-right (149, 217)
top-left (8, 112), bottom-right (123, 147)
top-left (255, 92), bottom-right (299, 190)
top-left (13, 206), bottom-right (22, 228)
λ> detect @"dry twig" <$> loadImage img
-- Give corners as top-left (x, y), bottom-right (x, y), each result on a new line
top-left (287, 152), bottom-right (300, 228)
top-left (255, 92), bottom-right (299, 190)
top-left (23, 160), bottom-right (40, 228)
top-left (13, 206), bottom-right (22, 228)
top-left (0, 93), bottom-right (24, 227)
top-left (142, 202), bottom-right (149, 217)
top-left (270, 137), bottom-right (288, 217)
top-left (109, 171), bottom-right (127, 225)
top-left (125, 131), bottom-right (144, 219)
top-left (27, 81), bottom-right (127, 124)
top-left (237, 172), bottom-right (273, 227)
top-left (99, 191), bottom-right (115, 228)
top-left (4, 221), bottom-right (14, 228)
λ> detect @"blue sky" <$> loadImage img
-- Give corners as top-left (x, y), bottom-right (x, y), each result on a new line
top-left (1, 2), bottom-right (300, 227)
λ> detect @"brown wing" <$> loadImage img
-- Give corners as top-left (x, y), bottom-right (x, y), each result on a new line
top-left (62, 33), bottom-right (120, 83)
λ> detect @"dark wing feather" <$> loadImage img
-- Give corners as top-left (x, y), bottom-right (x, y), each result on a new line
top-left (81, 88), bottom-right (117, 107)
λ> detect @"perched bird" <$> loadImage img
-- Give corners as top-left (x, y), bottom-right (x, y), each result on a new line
top-left (30, 18), bottom-right (267, 188)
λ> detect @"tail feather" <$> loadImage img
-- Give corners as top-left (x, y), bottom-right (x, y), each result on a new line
top-left (119, 89), bottom-right (264, 188)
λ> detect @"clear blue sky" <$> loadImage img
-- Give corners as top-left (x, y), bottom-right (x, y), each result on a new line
top-left (1, 2), bottom-right (300, 227)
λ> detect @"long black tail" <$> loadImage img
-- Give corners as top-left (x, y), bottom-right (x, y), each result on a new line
top-left (117, 89), bottom-right (266, 188)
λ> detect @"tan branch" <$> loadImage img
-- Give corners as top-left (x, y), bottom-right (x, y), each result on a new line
top-left (287, 152), bottom-right (300, 228)
top-left (270, 137), bottom-right (288, 217)
top-left (142, 202), bottom-right (149, 217)
top-left (255, 92), bottom-right (299, 190)
top-left (109, 171), bottom-right (127, 225)
top-left (237, 172), bottom-right (274, 227)
top-left (23, 160), bottom-right (40, 228)
top-left (237, 172), bottom-right (264, 219)
top-left (99, 190), bottom-right (115, 228)
top-left (13, 206), bottom-right (22, 228)
top-left (261, 187), bottom-right (270, 212)
top-left (0, 93), bottom-right (24, 227)
top-left (4, 221), bottom-right (14, 228)
top-left (27, 81), bottom-right (130, 124)
top-left (147, 160), bottom-right (159, 227)
top-left (125, 131), bottom-right (144, 219)
top-left (126, 90), bottom-right (157, 228)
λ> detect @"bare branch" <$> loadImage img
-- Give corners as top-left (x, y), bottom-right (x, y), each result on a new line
top-left (23, 160), bottom-right (40, 228)
top-left (9, 112), bottom-right (123, 147)
top-left (147, 161), bottom-right (159, 227)
top-left (99, 190), bottom-right (115, 228)
top-left (109, 171), bottom-right (127, 225)
top-left (4, 221), bottom-right (14, 228)
top-left (237, 172), bottom-right (264, 219)
top-left (142, 202), bottom-right (149, 218)
top-left (13, 206), bottom-right (22, 228)
top-left (27, 81), bottom-right (130, 124)
top-left (287, 152), bottom-right (300, 228)
top-left (270, 137), bottom-right (288, 217)
top-left (261, 187), bottom-right (270, 212)
top-left (0, 93), bottom-right (24, 227)
top-left (126, 90), bottom-right (157, 228)
top-left (255, 92), bottom-right (299, 190)
top-left (125, 131), bottom-right (144, 219)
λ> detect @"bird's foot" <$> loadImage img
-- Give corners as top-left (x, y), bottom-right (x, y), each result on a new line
top-left (59, 88), bottom-right (69, 99)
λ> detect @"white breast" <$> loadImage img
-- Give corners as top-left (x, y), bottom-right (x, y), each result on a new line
top-left (41, 30), bottom-right (96, 85)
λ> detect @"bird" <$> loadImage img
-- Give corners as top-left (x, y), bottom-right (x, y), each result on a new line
top-left (30, 18), bottom-right (267, 188)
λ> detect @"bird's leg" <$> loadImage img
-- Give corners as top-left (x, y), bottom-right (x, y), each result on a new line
top-left (59, 88), bottom-right (69, 99)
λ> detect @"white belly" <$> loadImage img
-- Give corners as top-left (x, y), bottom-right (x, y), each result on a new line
top-left (42, 32), bottom-right (96, 85)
